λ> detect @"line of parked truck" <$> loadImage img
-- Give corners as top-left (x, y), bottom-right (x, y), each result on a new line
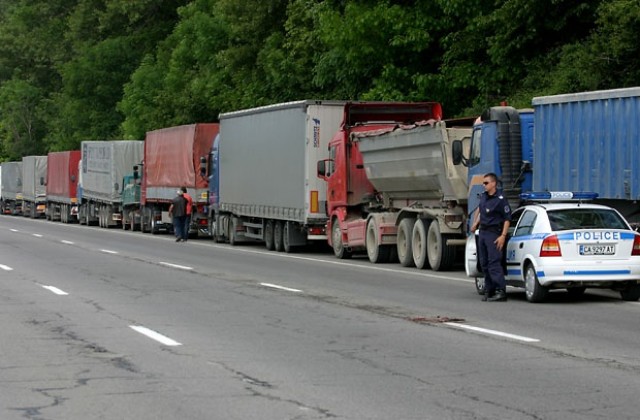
top-left (2, 87), bottom-right (640, 273)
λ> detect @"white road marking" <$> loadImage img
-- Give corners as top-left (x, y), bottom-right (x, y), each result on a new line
top-left (159, 262), bottom-right (193, 270)
top-left (445, 322), bottom-right (540, 343)
top-left (61, 240), bottom-right (74, 245)
top-left (260, 283), bottom-right (303, 293)
top-left (41, 285), bottom-right (69, 295)
top-left (10, 229), bottom-right (19, 232)
top-left (130, 325), bottom-right (182, 346)
top-left (100, 249), bottom-right (118, 254)
top-left (32, 234), bottom-right (43, 238)
top-left (0, 264), bottom-right (14, 271)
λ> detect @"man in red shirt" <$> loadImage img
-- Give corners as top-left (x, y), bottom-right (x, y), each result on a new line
top-left (181, 186), bottom-right (193, 241)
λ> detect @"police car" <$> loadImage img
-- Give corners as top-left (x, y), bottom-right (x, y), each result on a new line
top-left (465, 192), bottom-right (640, 302)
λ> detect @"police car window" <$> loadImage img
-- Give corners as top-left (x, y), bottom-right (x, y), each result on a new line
top-left (514, 210), bottom-right (537, 236)
top-left (546, 209), bottom-right (629, 231)
top-left (507, 209), bottom-right (524, 236)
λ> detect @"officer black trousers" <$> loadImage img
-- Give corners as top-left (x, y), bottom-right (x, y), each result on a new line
top-left (478, 230), bottom-right (506, 293)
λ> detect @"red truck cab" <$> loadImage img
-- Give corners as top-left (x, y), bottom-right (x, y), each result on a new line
top-left (318, 102), bottom-right (442, 259)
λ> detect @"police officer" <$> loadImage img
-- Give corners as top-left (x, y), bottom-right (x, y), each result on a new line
top-left (471, 173), bottom-right (511, 302)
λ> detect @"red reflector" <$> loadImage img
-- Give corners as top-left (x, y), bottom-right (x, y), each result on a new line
top-left (540, 234), bottom-right (562, 257)
top-left (198, 218), bottom-right (207, 226)
top-left (308, 226), bottom-right (325, 235)
top-left (632, 234), bottom-right (640, 256)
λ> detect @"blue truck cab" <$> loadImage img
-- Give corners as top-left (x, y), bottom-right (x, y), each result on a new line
top-left (454, 106), bottom-right (534, 228)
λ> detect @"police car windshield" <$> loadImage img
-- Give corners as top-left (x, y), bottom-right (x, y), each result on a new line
top-left (547, 209), bottom-right (629, 231)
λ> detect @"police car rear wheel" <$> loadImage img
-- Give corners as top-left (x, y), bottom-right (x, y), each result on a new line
top-left (525, 263), bottom-right (548, 303)
top-left (620, 284), bottom-right (640, 301)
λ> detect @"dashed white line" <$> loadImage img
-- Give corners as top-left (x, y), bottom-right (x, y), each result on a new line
top-left (159, 262), bottom-right (193, 270)
top-left (10, 229), bottom-right (19, 232)
top-left (32, 234), bottom-right (43, 238)
top-left (445, 322), bottom-right (540, 343)
top-left (0, 264), bottom-right (14, 271)
top-left (61, 240), bottom-right (75, 245)
top-left (130, 325), bottom-right (182, 346)
top-left (101, 249), bottom-right (118, 254)
top-left (41, 285), bottom-right (69, 295)
top-left (260, 283), bottom-right (303, 293)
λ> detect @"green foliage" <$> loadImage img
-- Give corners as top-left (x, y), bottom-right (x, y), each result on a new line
top-left (2, 0), bottom-right (640, 158)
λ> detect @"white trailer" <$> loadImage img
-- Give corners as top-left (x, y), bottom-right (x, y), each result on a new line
top-left (213, 100), bottom-right (345, 252)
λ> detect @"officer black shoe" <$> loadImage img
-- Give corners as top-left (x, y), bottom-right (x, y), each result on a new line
top-left (481, 291), bottom-right (494, 302)
top-left (487, 290), bottom-right (507, 302)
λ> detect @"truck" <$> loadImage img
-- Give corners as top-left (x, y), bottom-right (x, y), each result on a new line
top-left (205, 100), bottom-right (346, 250)
top-left (46, 150), bottom-right (81, 223)
top-left (78, 140), bottom-right (144, 228)
top-left (454, 86), bottom-right (640, 277)
top-left (127, 123), bottom-right (218, 235)
top-left (1, 161), bottom-right (22, 215)
top-left (317, 102), bottom-right (472, 270)
top-left (21, 156), bottom-right (47, 218)
top-left (456, 87), bottom-right (640, 223)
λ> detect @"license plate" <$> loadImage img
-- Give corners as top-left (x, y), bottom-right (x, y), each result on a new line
top-left (579, 244), bottom-right (615, 255)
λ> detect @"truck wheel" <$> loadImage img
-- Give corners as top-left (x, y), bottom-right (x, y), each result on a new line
top-left (332, 219), bottom-right (351, 259)
top-left (427, 222), bottom-right (456, 271)
top-left (525, 263), bottom-right (548, 303)
top-left (283, 222), bottom-right (293, 253)
top-left (229, 217), bottom-right (239, 245)
top-left (366, 219), bottom-right (390, 263)
top-left (412, 219), bottom-right (431, 269)
top-left (620, 284), bottom-right (640, 301)
top-left (264, 220), bottom-right (275, 250)
top-left (397, 218), bottom-right (416, 267)
top-left (273, 221), bottom-right (284, 251)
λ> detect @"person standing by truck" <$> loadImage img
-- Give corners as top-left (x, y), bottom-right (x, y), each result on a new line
top-left (181, 186), bottom-right (193, 242)
top-left (169, 189), bottom-right (187, 242)
top-left (471, 173), bottom-right (511, 302)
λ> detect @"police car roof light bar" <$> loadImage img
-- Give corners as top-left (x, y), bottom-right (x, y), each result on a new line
top-left (519, 191), bottom-right (599, 201)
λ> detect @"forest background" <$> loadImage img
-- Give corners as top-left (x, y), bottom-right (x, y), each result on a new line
top-left (1, 0), bottom-right (638, 161)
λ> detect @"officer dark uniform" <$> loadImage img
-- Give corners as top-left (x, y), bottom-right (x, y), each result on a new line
top-left (472, 174), bottom-right (511, 301)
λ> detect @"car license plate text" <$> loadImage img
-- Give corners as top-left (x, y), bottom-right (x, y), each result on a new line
top-left (579, 244), bottom-right (616, 255)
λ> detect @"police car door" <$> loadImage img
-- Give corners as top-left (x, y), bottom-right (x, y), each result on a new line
top-left (505, 209), bottom-right (537, 281)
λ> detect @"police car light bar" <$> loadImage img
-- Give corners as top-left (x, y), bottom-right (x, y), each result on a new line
top-left (520, 191), bottom-right (599, 201)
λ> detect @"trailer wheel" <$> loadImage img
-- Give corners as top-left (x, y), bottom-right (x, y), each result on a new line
top-left (264, 220), bottom-right (275, 250)
top-left (366, 218), bottom-right (391, 263)
top-left (283, 222), bottom-right (294, 253)
top-left (332, 219), bottom-right (352, 259)
top-left (412, 219), bottom-right (431, 269)
top-left (427, 222), bottom-right (456, 271)
top-left (274, 221), bottom-right (284, 252)
top-left (397, 218), bottom-right (416, 267)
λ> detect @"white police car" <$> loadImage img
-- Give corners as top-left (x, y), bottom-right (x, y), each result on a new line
top-left (465, 192), bottom-right (640, 302)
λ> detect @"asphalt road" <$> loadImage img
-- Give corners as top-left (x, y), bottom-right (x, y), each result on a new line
top-left (1, 215), bottom-right (640, 420)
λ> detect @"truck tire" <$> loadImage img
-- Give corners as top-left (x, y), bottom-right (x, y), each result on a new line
top-left (229, 217), bottom-right (239, 245)
top-left (264, 220), bottom-right (275, 250)
top-left (412, 219), bottom-right (431, 269)
top-left (332, 219), bottom-right (351, 259)
top-left (274, 221), bottom-right (284, 251)
top-left (427, 222), bottom-right (457, 271)
top-left (366, 218), bottom-right (390, 263)
top-left (283, 222), bottom-right (293, 253)
top-left (397, 218), bottom-right (416, 267)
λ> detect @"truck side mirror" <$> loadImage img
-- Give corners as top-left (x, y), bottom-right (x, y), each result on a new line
top-left (40, 176), bottom-right (45, 186)
top-left (133, 165), bottom-right (139, 180)
top-left (317, 160), bottom-right (326, 178)
top-left (200, 156), bottom-right (207, 177)
top-left (452, 140), bottom-right (464, 166)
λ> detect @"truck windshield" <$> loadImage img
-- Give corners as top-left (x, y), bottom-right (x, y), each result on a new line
top-left (547, 209), bottom-right (629, 231)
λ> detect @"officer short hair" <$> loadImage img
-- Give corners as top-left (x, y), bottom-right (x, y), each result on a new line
top-left (483, 173), bottom-right (498, 183)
